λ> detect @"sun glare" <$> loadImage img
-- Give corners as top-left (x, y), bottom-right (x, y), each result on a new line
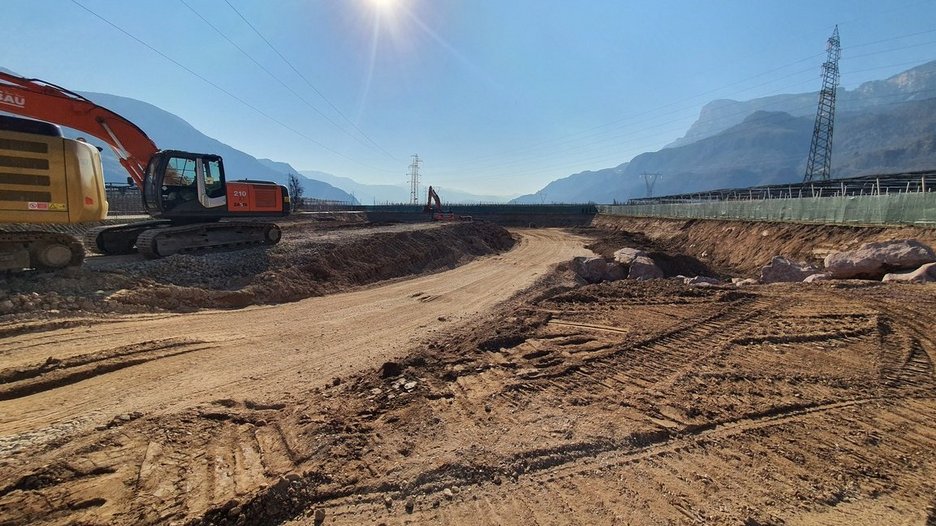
top-left (369, 0), bottom-right (398, 12)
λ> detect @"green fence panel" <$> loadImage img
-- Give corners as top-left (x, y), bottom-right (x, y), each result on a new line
top-left (597, 192), bottom-right (936, 226)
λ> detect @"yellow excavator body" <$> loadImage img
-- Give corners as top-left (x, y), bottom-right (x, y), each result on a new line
top-left (0, 121), bottom-right (108, 224)
top-left (0, 115), bottom-right (108, 270)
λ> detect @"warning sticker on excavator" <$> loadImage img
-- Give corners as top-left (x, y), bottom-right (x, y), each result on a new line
top-left (27, 202), bottom-right (65, 211)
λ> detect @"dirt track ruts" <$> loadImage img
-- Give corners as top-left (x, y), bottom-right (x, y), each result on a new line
top-left (0, 228), bottom-right (591, 450)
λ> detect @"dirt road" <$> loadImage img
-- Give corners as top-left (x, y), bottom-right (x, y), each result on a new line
top-left (4, 221), bottom-right (936, 526)
top-left (0, 228), bottom-right (590, 454)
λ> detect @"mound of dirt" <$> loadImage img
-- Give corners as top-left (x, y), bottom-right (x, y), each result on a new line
top-left (0, 220), bottom-right (514, 318)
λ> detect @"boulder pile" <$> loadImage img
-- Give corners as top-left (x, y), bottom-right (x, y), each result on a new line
top-left (574, 238), bottom-right (936, 290)
top-left (755, 239), bottom-right (936, 285)
top-left (572, 248), bottom-right (668, 284)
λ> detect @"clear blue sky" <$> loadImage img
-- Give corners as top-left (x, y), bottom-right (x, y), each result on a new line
top-left (3, 0), bottom-right (936, 196)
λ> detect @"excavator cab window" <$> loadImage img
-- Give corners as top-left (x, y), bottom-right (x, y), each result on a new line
top-left (165, 157), bottom-right (197, 187)
top-left (203, 158), bottom-right (225, 199)
top-left (159, 155), bottom-right (199, 211)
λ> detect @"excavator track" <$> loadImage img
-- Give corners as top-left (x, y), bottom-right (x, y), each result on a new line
top-left (82, 220), bottom-right (170, 255)
top-left (0, 230), bottom-right (84, 271)
top-left (135, 221), bottom-right (282, 259)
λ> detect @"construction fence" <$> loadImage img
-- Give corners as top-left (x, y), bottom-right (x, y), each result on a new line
top-left (598, 191), bottom-right (936, 226)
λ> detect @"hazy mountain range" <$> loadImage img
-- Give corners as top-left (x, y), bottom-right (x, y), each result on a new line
top-left (512, 60), bottom-right (936, 203)
top-left (298, 170), bottom-right (515, 205)
top-left (5, 61), bottom-right (936, 205)
top-left (74, 92), bottom-right (360, 204)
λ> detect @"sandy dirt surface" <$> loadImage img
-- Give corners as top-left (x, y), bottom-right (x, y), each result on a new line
top-left (2, 219), bottom-right (936, 526)
top-left (0, 228), bottom-right (591, 525)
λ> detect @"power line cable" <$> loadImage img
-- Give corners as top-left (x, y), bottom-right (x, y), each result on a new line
top-left (222, 0), bottom-right (398, 161)
top-left (69, 0), bottom-right (397, 173)
top-left (179, 0), bottom-right (393, 160)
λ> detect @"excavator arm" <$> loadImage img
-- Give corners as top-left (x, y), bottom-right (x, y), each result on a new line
top-left (424, 185), bottom-right (443, 213)
top-left (0, 71), bottom-right (158, 189)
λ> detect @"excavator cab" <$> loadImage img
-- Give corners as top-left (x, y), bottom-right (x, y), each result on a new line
top-left (142, 150), bottom-right (289, 220)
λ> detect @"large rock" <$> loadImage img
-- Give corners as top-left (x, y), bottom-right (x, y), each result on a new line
top-left (824, 239), bottom-right (936, 279)
top-left (605, 262), bottom-right (627, 281)
top-left (882, 262), bottom-right (936, 283)
top-left (628, 256), bottom-right (664, 280)
top-left (613, 247), bottom-right (647, 265)
top-left (572, 257), bottom-right (624, 283)
top-left (759, 256), bottom-right (820, 283)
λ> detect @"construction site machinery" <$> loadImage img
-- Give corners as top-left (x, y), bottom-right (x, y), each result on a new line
top-left (0, 115), bottom-right (107, 270)
top-left (423, 185), bottom-right (471, 222)
top-left (0, 72), bottom-right (289, 268)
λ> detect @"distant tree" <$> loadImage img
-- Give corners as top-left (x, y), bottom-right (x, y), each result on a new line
top-left (287, 173), bottom-right (304, 211)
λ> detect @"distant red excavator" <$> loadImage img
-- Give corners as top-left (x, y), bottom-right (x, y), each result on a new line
top-left (423, 186), bottom-right (471, 222)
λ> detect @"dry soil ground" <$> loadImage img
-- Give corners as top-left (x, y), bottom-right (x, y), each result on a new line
top-left (1, 217), bottom-right (936, 526)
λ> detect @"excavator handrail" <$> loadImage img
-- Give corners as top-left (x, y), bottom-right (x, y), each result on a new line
top-left (0, 71), bottom-right (159, 190)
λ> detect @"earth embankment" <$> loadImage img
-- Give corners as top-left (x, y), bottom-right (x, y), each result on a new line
top-left (1, 220), bottom-right (515, 317)
top-left (590, 215), bottom-right (936, 275)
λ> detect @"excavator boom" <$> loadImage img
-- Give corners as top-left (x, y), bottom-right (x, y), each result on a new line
top-left (0, 72), bottom-right (157, 189)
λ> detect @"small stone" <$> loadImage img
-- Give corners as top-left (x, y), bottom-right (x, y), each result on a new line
top-left (227, 506), bottom-right (242, 519)
top-left (403, 381), bottom-right (417, 391)
top-left (484, 403), bottom-right (492, 413)
top-left (313, 507), bottom-right (326, 524)
top-left (331, 377), bottom-right (341, 386)
top-left (684, 276), bottom-right (720, 286)
top-left (383, 494), bottom-right (393, 509)
top-left (404, 496), bottom-right (415, 513)
top-left (443, 488), bottom-right (454, 499)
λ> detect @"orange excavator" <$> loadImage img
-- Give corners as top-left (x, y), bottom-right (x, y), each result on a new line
top-left (422, 185), bottom-right (470, 222)
top-left (0, 72), bottom-right (288, 269)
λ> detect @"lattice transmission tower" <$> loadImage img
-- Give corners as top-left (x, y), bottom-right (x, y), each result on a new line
top-left (803, 26), bottom-right (841, 183)
top-left (408, 154), bottom-right (422, 204)
top-left (642, 172), bottom-right (662, 198)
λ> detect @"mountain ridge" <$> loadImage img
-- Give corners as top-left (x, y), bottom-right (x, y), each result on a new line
top-left (513, 59), bottom-right (936, 203)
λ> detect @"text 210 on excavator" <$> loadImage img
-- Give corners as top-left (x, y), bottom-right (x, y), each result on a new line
top-left (0, 72), bottom-right (289, 270)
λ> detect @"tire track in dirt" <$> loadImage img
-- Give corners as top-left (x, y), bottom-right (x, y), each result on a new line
top-left (0, 338), bottom-right (214, 401)
top-left (291, 394), bottom-right (936, 525)
top-left (282, 283), bottom-right (936, 525)
top-left (0, 228), bottom-right (594, 526)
